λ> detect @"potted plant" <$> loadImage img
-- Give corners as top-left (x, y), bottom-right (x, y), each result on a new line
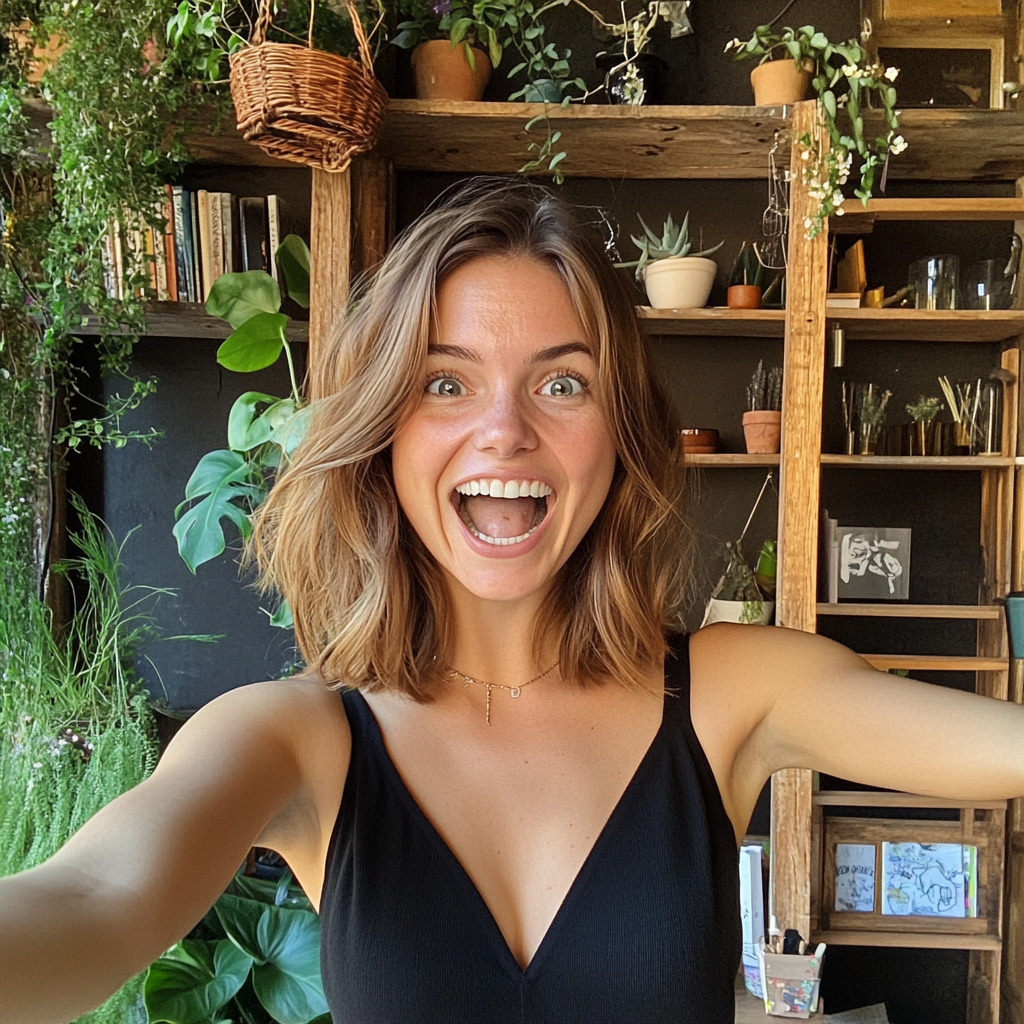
top-left (743, 360), bottom-right (783, 454)
top-left (616, 212), bottom-right (723, 309)
top-left (725, 23), bottom-right (822, 105)
top-left (728, 241), bottom-right (764, 309)
top-left (726, 24), bottom-right (904, 238)
top-left (906, 394), bottom-right (943, 456)
top-left (173, 236), bottom-right (311, 627)
top-left (393, 0), bottom-right (510, 100)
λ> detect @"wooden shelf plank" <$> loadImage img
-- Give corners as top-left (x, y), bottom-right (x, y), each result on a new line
top-left (834, 197), bottom-right (1024, 235)
top-left (814, 790), bottom-right (1007, 810)
top-left (862, 654), bottom-right (1009, 671)
top-left (811, 930), bottom-right (1002, 951)
top-left (828, 308), bottom-right (1024, 343)
top-left (685, 453), bottom-right (780, 467)
top-left (375, 102), bottom-right (790, 179)
top-left (817, 603), bottom-right (1002, 619)
top-left (639, 307), bottom-right (785, 336)
top-left (73, 303), bottom-right (309, 342)
top-left (821, 454), bottom-right (1014, 469)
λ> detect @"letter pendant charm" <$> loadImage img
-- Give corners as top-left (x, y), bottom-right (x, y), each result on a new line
top-left (509, 687), bottom-right (522, 698)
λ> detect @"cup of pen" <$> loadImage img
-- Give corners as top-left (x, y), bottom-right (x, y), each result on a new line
top-left (756, 942), bottom-right (824, 1018)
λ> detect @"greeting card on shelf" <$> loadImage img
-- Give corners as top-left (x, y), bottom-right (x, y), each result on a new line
top-left (835, 843), bottom-right (876, 913)
top-left (881, 842), bottom-right (978, 918)
top-left (820, 516), bottom-right (911, 602)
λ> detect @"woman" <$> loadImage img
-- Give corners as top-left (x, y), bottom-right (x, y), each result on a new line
top-left (2, 182), bottom-right (1023, 1024)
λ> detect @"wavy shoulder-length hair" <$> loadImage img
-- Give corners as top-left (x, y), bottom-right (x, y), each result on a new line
top-left (253, 180), bottom-right (690, 698)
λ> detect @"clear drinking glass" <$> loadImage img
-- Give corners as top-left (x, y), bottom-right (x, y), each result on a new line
top-left (909, 254), bottom-right (959, 310)
top-left (960, 379), bottom-right (1003, 456)
top-left (962, 259), bottom-right (1013, 310)
top-left (852, 383), bottom-right (890, 456)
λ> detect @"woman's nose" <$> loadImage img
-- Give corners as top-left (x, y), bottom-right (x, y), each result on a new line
top-left (473, 390), bottom-right (538, 457)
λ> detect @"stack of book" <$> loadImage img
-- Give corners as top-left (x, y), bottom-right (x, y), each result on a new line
top-left (101, 187), bottom-right (292, 303)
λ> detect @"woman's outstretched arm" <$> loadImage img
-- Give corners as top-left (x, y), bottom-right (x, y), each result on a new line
top-left (0, 675), bottom-right (349, 1024)
top-left (691, 623), bottom-right (1024, 837)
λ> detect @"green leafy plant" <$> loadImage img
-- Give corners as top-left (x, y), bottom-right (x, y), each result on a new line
top-left (615, 212), bottom-right (724, 281)
top-left (0, 496), bottom-right (215, 1024)
top-left (729, 241), bottom-right (765, 288)
top-left (906, 395), bottom-right (942, 423)
top-left (726, 24), bottom-right (904, 237)
top-left (166, 0), bottom-right (384, 83)
top-left (172, 236), bottom-right (310, 627)
top-left (145, 868), bottom-right (330, 1024)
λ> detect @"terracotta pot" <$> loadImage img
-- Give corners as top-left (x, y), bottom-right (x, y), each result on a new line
top-left (728, 284), bottom-right (762, 309)
top-left (679, 428), bottom-right (720, 456)
top-left (8, 21), bottom-right (66, 83)
top-left (749, 58), bottom-right (813, 106)
top-left (742, 409), bottom-right (782, 454)
top-left (412, 40), bottom-right (491, 101)
top-left (643, 256), bottom-right (717, 309)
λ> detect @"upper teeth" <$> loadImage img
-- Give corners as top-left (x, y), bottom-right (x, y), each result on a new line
top-left (455, 479), bottom-right (553, 499)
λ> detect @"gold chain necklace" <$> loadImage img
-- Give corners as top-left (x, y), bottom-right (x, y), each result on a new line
top-left (446, 662), bottom-right (559, 725)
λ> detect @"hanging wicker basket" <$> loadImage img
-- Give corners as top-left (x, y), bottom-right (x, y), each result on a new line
top-left (229, 0), bottom-right (388, 173)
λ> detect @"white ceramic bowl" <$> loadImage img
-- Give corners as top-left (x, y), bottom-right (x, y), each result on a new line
top-left (643, 256), bottom-right (717, 309)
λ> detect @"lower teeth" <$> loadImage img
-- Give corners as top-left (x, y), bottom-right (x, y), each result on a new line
top-left (467, 523), bottom-right (538, 546)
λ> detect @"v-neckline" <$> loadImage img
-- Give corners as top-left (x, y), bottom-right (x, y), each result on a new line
top-left (350, 686), bottom-right (668, 977)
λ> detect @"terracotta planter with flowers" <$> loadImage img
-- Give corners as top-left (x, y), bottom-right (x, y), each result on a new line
top-left (412, 40), bottom-right (491, 100)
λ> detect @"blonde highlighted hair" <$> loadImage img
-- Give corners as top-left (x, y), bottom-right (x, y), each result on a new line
top-left (253, 180), bottom-right (689, 697)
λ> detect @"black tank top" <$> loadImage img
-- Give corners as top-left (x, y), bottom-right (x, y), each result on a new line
top-left (319, 636), bottom-right (741, 1023)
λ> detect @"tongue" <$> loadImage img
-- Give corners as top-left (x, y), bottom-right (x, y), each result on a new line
top-left (463, 496), bottom-right (537, 538)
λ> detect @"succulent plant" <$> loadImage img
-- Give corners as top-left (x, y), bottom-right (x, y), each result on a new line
top-left (616, 212), bottom-right (724, 281)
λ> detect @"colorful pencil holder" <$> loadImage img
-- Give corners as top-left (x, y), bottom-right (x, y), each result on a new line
top-left (756, 943), bottom-right (823, 1018)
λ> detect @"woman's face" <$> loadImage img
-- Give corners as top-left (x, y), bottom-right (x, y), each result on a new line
top-left (391, 254), bottom-right (617, 605)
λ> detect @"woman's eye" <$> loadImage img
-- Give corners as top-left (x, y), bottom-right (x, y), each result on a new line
top-left (540, 375), bottom-right (586, 397)
top-left (426, 377), bottom-right (464, 397)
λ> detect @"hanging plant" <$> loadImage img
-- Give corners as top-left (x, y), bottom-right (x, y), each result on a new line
top-left (727, 24), bottom-right (904, 238)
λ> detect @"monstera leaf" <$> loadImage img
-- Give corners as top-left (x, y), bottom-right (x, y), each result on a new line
top-left (172, 450), bottom-right (263, 573)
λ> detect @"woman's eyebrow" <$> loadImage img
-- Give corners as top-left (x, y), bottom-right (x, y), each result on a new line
top-left (529, 342), bottom-right (594, 363)
top-left (427, 343), bottom-right (480, 362)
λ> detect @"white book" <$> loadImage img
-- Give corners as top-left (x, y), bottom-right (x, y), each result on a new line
top-left (220, 191), bottom-right (234, 275)
top-left (267, 194), bottom-right (281, 283)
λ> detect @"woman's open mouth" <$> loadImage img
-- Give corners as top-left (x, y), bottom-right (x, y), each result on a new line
top-left (451, 478), bottom-right (553, 547)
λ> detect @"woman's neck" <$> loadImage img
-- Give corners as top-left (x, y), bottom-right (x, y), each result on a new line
top-left (443, 577), bottom-right (558, 688)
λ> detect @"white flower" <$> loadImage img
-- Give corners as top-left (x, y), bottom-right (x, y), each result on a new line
top-left (804, 217), bottom-right (813, 228)
top-left (889, 135), bottom-right (908, 154)
top-left (834, 206), bottom-right (845, 216)
top-left (884, 66), bottom-right (899, 81)
top-left (833, 190), bottom-right (844, 205)
top-left (724, 37), bottom-right (743, 52)
top-left (842, 64), bottom-right (860, 77)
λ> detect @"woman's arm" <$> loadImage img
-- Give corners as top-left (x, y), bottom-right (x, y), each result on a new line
top-left (691, 623), bottom-right (1024, 837)
top-left (0, 675), bottom-right (349, 1024)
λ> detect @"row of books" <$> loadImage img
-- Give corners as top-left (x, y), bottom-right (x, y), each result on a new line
top-left (102, 187), bottom-right (292, 303)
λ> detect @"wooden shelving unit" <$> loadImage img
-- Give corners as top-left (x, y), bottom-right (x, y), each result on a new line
top-left (73, 302), bottom-right (309, 342)
top-left (817, 603), bottom-right (1002, 620)
top-left (200, 97), bottom-right (1020, 1023)
top-left (821, 454), bottom-right (1016, 469)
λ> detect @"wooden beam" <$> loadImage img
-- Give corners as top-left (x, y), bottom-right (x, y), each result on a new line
top-left (350, 154), bottom-right (394, 280)
top-left (309, 168), bottom-right (352, 373)
top-left (771, 99), bottom-right (827, 941)
top-left (817, 603), bottom-right (1002, 619)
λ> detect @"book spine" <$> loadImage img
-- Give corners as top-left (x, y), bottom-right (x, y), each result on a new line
top-left (162, 185), bottom-right (178, 303)
top-left (171, 186), bottom-right (192, 302)
top-left (238, 197), bottom-right (267, 273)
top-left (189, 190), bottom-right (201, 304)
top-left (219, 191), bottom-right (235, 275)
top-left (111, 216), bottom-right (124, 301)
top-left (146, 221), bottom-right (163, 300)
top-left (198, 190), bottom-right (215, 302)
top-left (266, 194), bottom-right (280, 282)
